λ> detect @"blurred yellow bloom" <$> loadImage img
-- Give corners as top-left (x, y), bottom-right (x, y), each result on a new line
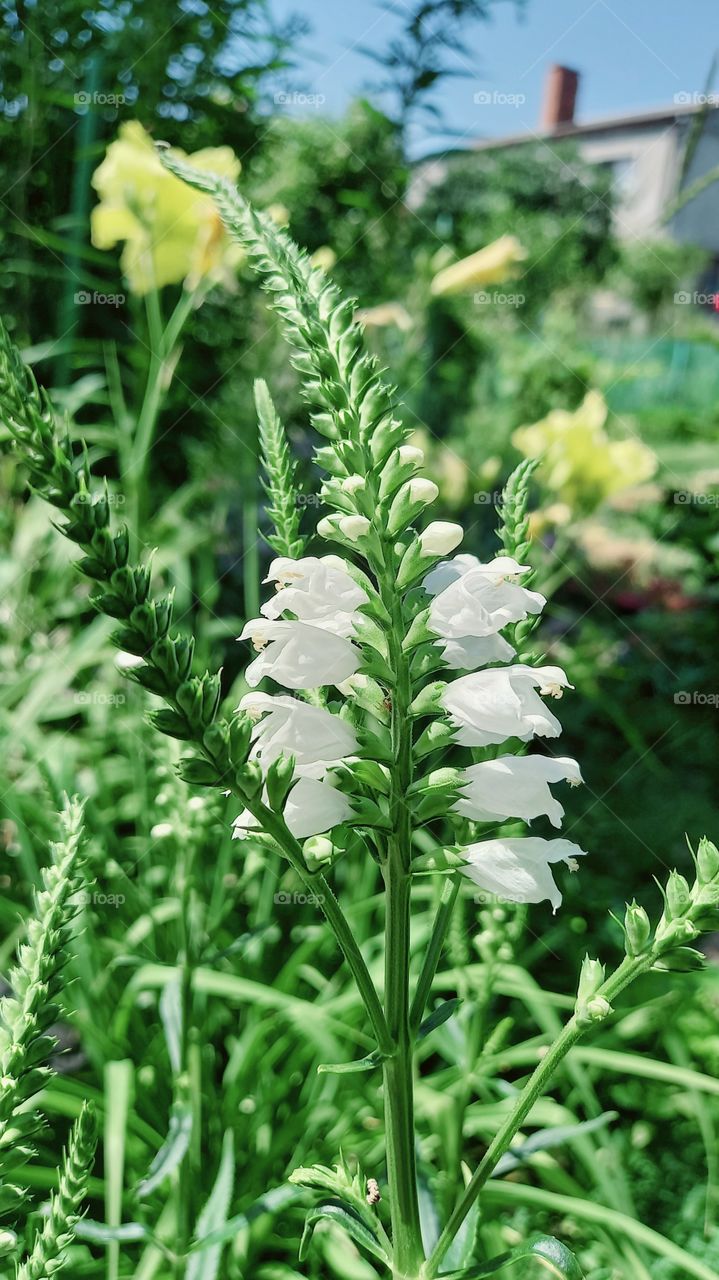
top-left (512, 390), bottom-right (657, 511)
top-left (91, 122), bottom-right (242, 295)
top-left (430, 235), bottom-right (527, 297)
top-left (310, 245), bottom-right (337, 273)
top-left (357, 302), bottom-right (413, 331)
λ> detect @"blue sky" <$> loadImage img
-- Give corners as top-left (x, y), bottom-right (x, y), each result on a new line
top-left (269, 0), bottom-right (719, 154)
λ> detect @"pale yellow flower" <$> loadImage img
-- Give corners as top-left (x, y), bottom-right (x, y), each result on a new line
top-left (430, 235), bottom-right (527, 297)
top-left (357, 302), bottom-right (413, 331)
top-left (512, 390), bottom-right (657, 511)
top-left (90, 122), bottom-right (242, 295)
top-left (310, 246), bottom-right (337, 273)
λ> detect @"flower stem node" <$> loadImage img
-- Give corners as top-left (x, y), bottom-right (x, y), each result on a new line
top-left (624, 901), bottom-right (652, 957)
top-left (575, 995), bottom-right (612, 1030)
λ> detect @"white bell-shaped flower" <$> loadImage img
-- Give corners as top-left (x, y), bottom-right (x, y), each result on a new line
top-left (239, 619), bottom-right (361, 690)
top-left (426, 554), bottom-right (545, 641)
top-left (441, 664), bottom-right (572, 746)
top-left (232, 775), bottom-right (352, 841)
top-left (238, 692), bottom-right (358, 771)
top-left (261, 555), bottom-right (367, 637)
top-left (455, 754), bottom-right (583, 827)
top-left (461, 836), bottom-right (587, 911)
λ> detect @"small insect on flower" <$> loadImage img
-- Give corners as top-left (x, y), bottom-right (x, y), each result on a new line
top-left (366, 1177), bottom-right (381, 1205)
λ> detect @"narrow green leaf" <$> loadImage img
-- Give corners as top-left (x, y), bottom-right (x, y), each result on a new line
top-left (418, 998), bottom-right (463, 1041)
top-left (136, 1099), bottom-right (192, 1198)
top-left (186, 1129), bottom-right (235, 1280)
top-left (317, 1051), bottom-right (384, 1075)
top-left (442, 1234), bottom-right (584, 1278)
top-left (298, 1202), bottom-right (389, 1266)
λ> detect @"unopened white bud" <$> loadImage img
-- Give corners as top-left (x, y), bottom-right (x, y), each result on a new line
top-left (408, 478), bottom-right (439, 504)
top-left (398, 445), bottom-right (424, 465)
top-left (341, 475), bottom-right (366, 494)
top-left (418, 521), bottom-right (463, 556)
top-left (339, 515), bottom-right (370, 542)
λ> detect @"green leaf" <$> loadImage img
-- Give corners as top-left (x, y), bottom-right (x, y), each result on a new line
top-left (317, 1051), bottom-right (384, 1075)
top-left (186, 1130), bottom-right (235, 1280)
top-left (418, 998), bottom-right (463, 1041)
top-left (136, 1099), bottom-right (192, 1198)
top-left (298, 1202), bottom-right (389, 1266)
top-left (76, 1221), bottom-right (150, 1244)
top-left (442, 1235), bottom-right (585, 1278)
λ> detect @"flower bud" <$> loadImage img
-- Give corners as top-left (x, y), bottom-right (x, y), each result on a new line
top-left (665, 870), bottom-right (692, 920)
top-left (624, 901), bottom-right (652, 957)
top-left (303, 835), bottom-right (335, 872)
top-left (418, 521), bottom-right (463, 557)
top-left (265, 754), bottom-right (296, 811)
top-left (399, 445), bottom-right (424, 466)
top-left (339, 515), bottom-right (370, 542)
top-left (387, 478), bottom-right (439, 537)
top-left (576, 954), bottom-right (605, 1004)
top-left (341, 475), bottom-right (366, 494)
top-left (697, 837), bottom-right (719, 884)
top-left (0, 1230), bottom-right (17, 1258)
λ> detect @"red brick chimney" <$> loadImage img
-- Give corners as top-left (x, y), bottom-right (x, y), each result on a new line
top-left (541, 64), bottom-right (579, 130)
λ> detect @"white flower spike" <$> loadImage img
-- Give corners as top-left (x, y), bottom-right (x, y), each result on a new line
top-left (462, 836), bottom-right (587, 912)
top-left (455, 755), bottom-right (583, 828)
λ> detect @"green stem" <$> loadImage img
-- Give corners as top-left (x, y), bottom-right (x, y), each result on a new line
top-left (383, 595), bottom-right (424, 1279)
top-left (410, 876), bottom-right (460, 1035)
top-left (126, 286), bottom-right (200, 543)
top-left (251, 802), bottom-right (392, 1057)
top-left (423, 955), bottom-right (649, 1278)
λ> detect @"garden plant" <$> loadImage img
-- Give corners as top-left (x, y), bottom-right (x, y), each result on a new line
top-left (1, 143), bottom-right (718, 1280)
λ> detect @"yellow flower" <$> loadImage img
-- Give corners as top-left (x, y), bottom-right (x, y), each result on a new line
top-left (309, 245), bottom-right (337, 273)
top-left (512, 390), bottom-right (657, 512)
top-left (430, 235), bottom-right (527, 297)
top-left (90, 122), bottom-right (242, 295)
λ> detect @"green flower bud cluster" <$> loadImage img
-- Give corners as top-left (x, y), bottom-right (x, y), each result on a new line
top-left (16, 1101), bottom-right (96, 1280)
top-left (0, 316), bottom-right (256, 800)
top-left (622, 838), bottom-right (719, 971)
top-left (0, 799), bottom-right (88, 1245)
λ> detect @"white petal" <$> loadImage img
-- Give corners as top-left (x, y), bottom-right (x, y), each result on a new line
top-left (437, 631), bottom-right (516, 670)
top-left (456, 754), bottom-right (583, 827)
top-left (462, 836), bottom-right (587, 911)
top-left (284, 776), bottom-right (353, 838)
top-left (240, 619), bottom-right (361, 690)
top-left (238, 692), bottom-right (358, 768)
